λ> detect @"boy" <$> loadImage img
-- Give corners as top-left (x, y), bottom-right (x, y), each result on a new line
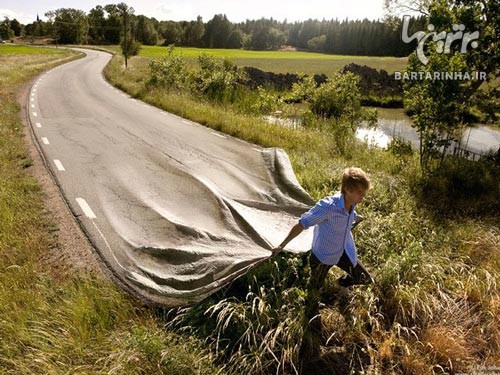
top-left (272, 167), bottom-right (373, 357)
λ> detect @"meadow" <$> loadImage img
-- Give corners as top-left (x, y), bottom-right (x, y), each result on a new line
top-left (0, 44), bottom-right (66, 55)
top-left (95, 44), bottom-right (407, 75)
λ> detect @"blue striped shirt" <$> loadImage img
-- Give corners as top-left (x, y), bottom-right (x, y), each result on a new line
top-left (299, 192), bottom-right (358, 266)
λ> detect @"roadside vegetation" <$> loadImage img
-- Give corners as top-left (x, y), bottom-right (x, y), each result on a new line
top-left (0, 46), bottom-right (221, 374)
top-left (102, 44), bottom-right (499, 374)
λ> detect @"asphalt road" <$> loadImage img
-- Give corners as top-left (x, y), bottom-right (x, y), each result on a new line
top-left (28, 49), bottom-right (315, 306)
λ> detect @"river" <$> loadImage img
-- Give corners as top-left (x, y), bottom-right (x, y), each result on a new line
top-left (356, 108), bottom-right (500, 155)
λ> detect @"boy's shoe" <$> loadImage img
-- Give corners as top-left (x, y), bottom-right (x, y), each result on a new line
top-left (332, 279), bottom-right (351, 297)
top-left (320, 280), bottom-right (351, 305)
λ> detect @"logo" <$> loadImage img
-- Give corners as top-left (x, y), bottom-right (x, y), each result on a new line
top-left (401, 15), bottom-right (480, 65)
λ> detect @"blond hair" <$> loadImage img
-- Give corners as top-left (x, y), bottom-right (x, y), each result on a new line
top-left (341, 167), bottom-right (371, 194)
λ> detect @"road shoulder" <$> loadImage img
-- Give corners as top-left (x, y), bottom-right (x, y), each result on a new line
top-left (18, 76), bottom-right (106, 279)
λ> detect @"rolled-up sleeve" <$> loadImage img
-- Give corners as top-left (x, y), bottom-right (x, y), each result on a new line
top-left (299, 198), bottom-right (331, 229)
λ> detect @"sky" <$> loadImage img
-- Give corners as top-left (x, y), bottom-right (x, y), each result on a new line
top-left (0, 0), bottom-right (387, 25)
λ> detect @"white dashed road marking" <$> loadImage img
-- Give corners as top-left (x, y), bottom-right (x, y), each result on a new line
top-left (35, 122), bottom-right (42, 128)
top-left (76, 198), bottom-right (97, 219)
top-left (54, 159), bottom-right (65, 171)
top-left (211, 132), bottom-right (226, 139)
top-left (41, 137), bottom-right (49, 145)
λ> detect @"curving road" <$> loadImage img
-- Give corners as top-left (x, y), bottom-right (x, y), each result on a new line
top-left (27, 49), bottom-right (315, 306)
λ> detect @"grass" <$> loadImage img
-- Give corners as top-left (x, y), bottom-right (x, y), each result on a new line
top-left (0, 44), bottom-right (66, 55)
top-left (0, 45), bottom-right (221, 374)
top-left (92, 44), bottom-right (407, 75)
top-left (103, 53), bottom-right (500, 374)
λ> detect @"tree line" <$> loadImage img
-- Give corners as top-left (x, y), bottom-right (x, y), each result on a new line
top-left (1, 2), bottom-right (425, 57)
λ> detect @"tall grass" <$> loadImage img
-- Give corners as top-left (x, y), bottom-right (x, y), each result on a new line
top-left (104, 53), bottom-right (500, 374)
top-left (0, 48), bottom-right (221, 374)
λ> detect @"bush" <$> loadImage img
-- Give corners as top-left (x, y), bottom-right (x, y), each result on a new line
top-left (192, 55), bottom-right (247, 103)
top-left (416, 156), bottom-right (500, 216)
top-left (388, 137), bottom-right (414, 157)
top-left (287, 75), bottom-right (317, 103)
top-left (149, 45), bottom-right (189, 90)
top-left (251, 86), bottom-right (282, 114)
top-left (310, 72), bottom-right (362, 121)
top-left (120, 37), bottom-right (141, 60)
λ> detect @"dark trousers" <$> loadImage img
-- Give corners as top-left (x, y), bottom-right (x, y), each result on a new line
top-left (307, 250), bottom-right (372, 292)
top-left (301, 251), bottom-right (372, 358)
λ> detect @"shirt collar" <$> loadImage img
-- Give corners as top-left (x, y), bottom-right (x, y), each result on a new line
top-left (340, 193), bottom-right (355, 213)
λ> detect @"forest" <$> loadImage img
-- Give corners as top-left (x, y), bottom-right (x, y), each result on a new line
top-left (1, 5), bottom-right (425, 57)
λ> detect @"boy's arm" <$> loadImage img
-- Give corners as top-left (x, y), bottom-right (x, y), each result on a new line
top-left (272, 222), bottom-right (304, 255)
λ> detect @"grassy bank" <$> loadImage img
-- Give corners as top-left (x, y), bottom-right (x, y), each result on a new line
top-left (104, 53), bottom-right (499, 374)
top-left (0, 47), bottom-right (220, 373)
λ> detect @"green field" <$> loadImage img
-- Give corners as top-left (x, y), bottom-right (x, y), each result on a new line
top-left (93, 44), bottom-right (407, 75)
top-left (0, 44), bottom-right (66, 55)
top-left (145, 46), bottom-right (407, 75)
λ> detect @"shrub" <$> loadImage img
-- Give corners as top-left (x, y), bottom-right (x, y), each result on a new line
top-left (251, 86), bottom-right (282, 114)
top-left (388, 137), bottom-right (414, 157)
top-left (287, 75), bottom-right (317, 103)
top-left (310, 72), bottom-right (362, 122)
top-left (192, 54), bottom-right (247, 103)
top-left (416, 156), bottom-right (500, 215)
top-left (149, 45), bottom-right (189, 90)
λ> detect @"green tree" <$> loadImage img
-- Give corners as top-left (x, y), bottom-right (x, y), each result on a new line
top-left (115, 3), bottom-right (139, 67)
top-left (160, 21), bottom-right (182, 45)
top-left (45, 8), bottom-right (89, 44)
top-left (247, 21), bottom-right (285, 50)
top-left (0, 18), bottom-right (14, 40)
top-left (104, 4), bottom-right (123, 44)
top-left (135, 15), bottom-right (158, 45)
top-left (401, 1), bottom-right (483, 172)
top-left (88, 6), bottom-right (106, 43)
top-left (184, 16), bottom-right (204, 47)
top-left (226, 28), bottom-right (245, 49)
top-left (404, 53), bottom-right (469, 171)
top-left (203, 14), bottom-right (232, 48)
top-left (307, 35), bottom-right (326, 52)
top-left (9, 19), bottom-right (22, 37)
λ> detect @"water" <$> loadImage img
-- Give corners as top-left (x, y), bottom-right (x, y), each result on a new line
top-left (264, 108), bottom-right (500, 155)
top-left (356, 108), bottom-right (500, 155)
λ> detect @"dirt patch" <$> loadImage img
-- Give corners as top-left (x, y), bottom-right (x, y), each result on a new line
top-left (18, 76), bottom-right (107, 280)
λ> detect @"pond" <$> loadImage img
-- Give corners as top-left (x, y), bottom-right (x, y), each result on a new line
top-left (357, 108), bottom-right (499, 155)
top-left (264, 108), bottom-right (500, 156)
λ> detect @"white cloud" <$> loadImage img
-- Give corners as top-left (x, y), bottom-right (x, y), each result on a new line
top-left (0, 8), bottom-right (36, 24)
